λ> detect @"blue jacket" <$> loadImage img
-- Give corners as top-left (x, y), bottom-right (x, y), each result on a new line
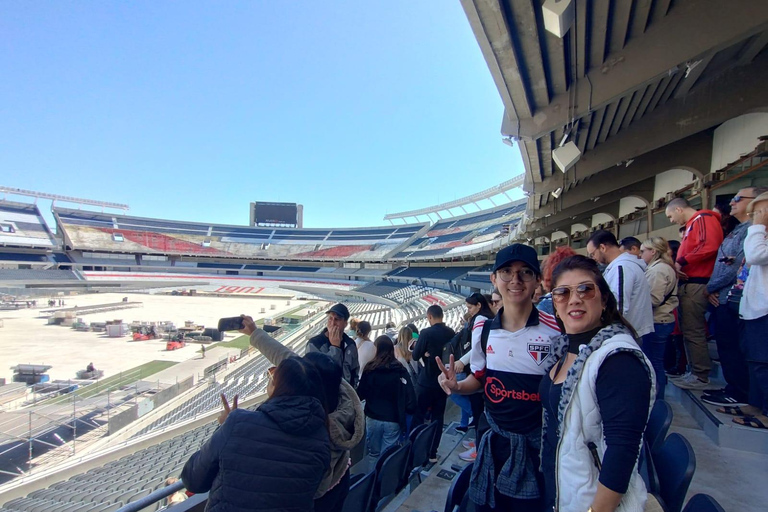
top-left (707, 221), bottom-right (750, 304)
top-left (181, 396), bottom-right (331, 512)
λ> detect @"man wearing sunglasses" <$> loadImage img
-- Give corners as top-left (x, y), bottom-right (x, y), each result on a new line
top-left (703, 187), bottom-right (766, 403)
top-left (586, 230), bottom-right (654, 341)
top-left (665, 197), bottom-right (724, 390)
top-left (437, 244), bottom-right (559, 512)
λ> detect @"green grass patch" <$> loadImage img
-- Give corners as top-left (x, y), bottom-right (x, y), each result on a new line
top-left (218, 335), bottom-right (251, 350)
top-left (49, 360), bottom-right (178, 403)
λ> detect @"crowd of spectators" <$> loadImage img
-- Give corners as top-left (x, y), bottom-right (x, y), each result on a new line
top-left (176, 188), bottom-right (767, 511)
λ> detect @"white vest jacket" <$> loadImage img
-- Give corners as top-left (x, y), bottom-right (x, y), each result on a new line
top-left (556, 333), bottom-right (656, 512)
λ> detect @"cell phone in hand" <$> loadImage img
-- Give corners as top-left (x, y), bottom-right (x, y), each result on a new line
top-left (218, 316), bottom-right (244, 332)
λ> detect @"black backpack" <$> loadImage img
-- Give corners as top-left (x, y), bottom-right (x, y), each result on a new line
top-left (441, 322), bottom-right (475, 367)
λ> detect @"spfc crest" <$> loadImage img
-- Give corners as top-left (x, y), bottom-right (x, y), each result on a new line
top-left (527, 343), bottom-right (551, 365)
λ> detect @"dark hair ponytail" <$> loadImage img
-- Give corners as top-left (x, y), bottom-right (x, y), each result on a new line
top-left (271, 356), bottom-right (330, 416)
top-left (550, 255), bottom-right (639, 339)
top-left (466, 292), bottom-right (494, 319)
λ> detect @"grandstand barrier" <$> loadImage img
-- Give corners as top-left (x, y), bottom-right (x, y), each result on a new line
top-left (115, 481), bottom-right (207, 512)
top-left (107, 377), bottom-right (194, 435)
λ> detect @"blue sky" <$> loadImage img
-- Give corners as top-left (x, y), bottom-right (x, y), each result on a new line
top-left (0, 1), bottom-right (524, 229)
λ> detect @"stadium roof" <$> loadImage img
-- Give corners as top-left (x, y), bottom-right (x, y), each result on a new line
top-left (384, 174), bottom-right (524, 222)
top-left (0, 186), bottom-right (130, 211)
top-left (462, 0), bottom-right (768, 235)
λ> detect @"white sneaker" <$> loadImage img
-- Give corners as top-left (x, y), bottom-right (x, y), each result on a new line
top-left (461, 439), bottom-right (475, 450)
top-left (672, 372), bottom-right (711, 390)
top-left (668, 371), bottom-right (691, 381)
top-left (459, 447), bottom-right (476, 462)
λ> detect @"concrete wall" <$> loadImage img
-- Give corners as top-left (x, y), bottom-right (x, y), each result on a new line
top-left (653, 169), bottom-right (696, 201)
top-left (619, 197), bottom-right (647, 217)
top-left (711, 113), bottom-right (768, 172)
top-left (108, 376), bottom-right (194, 434)
top-left (591, 213), bottom-right (614, 227)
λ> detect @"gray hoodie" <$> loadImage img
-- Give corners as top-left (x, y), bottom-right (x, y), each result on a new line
top-left (604, 252), bottom-right (654, 336)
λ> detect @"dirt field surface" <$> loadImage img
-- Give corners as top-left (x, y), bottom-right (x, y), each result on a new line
top-left (0, 292), bottom-right (310, 383)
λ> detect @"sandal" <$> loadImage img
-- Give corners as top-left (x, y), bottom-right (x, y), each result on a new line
top-left (732, 416), bottom-right (768, 429)
top-left (716, 405), bottom-right (752, 416)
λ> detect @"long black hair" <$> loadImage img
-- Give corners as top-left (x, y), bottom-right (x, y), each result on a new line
top-left (303, 351), bottom-right (342, 412)
top-left (550, 255), bottom-right (638, 339)
top-left (270, 356), bottom-right (330, 415)
top-left (466, 292), bottom-right (494, 319)
top-left (363, 335), bottom-right (400, 374)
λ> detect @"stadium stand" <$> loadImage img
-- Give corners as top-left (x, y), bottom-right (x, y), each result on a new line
top-left (54, 208), bottom-right (429, 262)
top-left (0, 201), bottom-right (58, 249)
top-left (392, 202), bottom-right (525, 259)
top-left (0, 269), bottom-right (79, 281)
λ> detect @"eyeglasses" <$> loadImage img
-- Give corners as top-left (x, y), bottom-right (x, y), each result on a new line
top-left (265, 366), bottom-right (276, 380)
top-left (551, 283), bottom-right (598, 303)
top-left (731, 195), bottom-right (755, 203)
top-left (495, 267), bottom-right (536, 282)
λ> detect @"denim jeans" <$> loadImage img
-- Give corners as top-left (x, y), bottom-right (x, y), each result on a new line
top-left (450, 373), bottom-right (473, 427)
top-left (645, 324), bottom-right (673, 399)
top-left (365, 417), bottom-right (401, 470)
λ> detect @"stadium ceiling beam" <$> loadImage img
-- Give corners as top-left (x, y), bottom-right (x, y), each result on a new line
top-left (536, 131), bottom-right (712, 217)
top-left (500, 0), bottom-right (768, 141)
top-left (531, 51), bottom-right (768, 196)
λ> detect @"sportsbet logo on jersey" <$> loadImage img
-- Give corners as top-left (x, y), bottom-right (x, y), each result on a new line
top-left (485, 377), bottom-right (541, 404)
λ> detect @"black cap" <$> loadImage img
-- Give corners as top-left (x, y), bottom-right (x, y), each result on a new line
top-left (326, 303), bottom-right (350, 321)
top-left (493, 243), bottom-right (541, 275)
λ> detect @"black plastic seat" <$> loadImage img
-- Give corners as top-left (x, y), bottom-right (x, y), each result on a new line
top-left (645, 400), bottom-right (673, 457)
top-left (406, 422), bottom-right (437, 484)
top-left (371, 441), bottom-right (411, 511)
top-left (444, 462), bottom-right (473, 512)
top-left (341, 471), bottom-right (376, 512)
top-left (654, 433), bottom-right (696, 512)
top-left (681, 494), bottom-right (726, 512)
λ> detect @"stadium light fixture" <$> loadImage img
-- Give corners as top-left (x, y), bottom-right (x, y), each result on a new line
top-left (551, 187), bottom-right (562, 199)
top-left (502, 136), bottom-right (515, 147)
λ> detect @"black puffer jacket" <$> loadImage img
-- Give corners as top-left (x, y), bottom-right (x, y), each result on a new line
top-left (181, 396), bottom-right (331, 512)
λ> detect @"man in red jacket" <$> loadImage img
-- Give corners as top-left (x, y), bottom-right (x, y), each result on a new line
top-left (666, 197), bottom-right (723, 389)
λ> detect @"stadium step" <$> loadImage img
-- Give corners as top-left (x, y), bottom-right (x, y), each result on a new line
top-left (668, 385), bottom-right (768, 454)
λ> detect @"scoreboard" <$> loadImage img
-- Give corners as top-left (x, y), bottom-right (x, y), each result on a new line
top-left (250, 202), bottom-right (303, 228)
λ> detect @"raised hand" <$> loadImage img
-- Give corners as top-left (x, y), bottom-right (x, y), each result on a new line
top-left (239, 315), bottom-right (256, 336)
top-left (436, 354), bottom-right (458, 395)
top-left (327, 324), bottom-right (342, 347)
top-left (218, 393), bottom-right (239, 425)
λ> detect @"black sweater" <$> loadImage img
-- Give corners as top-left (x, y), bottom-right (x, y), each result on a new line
top-left (357, 363), bottom-right (417, 430)
top-left (412, 322), bottom-right (455, 389)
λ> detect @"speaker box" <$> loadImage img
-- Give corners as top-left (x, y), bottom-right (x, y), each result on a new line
top-left (552, 142), bottom-right (581, 173)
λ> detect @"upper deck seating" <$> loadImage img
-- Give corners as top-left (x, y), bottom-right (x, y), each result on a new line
top-left (0, 269), bottom-right (79, 281)
top-left (55, 208), bottom-right (426, 262)
top-left (0, 201), bottom-right (58, 249)
top-left (393, 202), bottom-right (525, 259)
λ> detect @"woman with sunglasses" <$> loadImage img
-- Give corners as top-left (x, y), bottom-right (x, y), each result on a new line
top-left (539, 255), bottom-right (655, 512)
top-left (238, 315), bottom-right (365, 512)
top-left (181, 356), bottom-right (331, 512)
top-left (357, 335), bottom-right (417, 468)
